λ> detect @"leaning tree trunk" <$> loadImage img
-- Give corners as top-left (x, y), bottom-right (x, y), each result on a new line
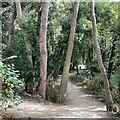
top-left (90, 0), bottom-right (113, 111)
top-left (6, 3), bottom-right (16, 65)
top-left (38, 1), bottom-right (49, 100)
top-left (59, 2), bottom-right (79, 102)
top-left (15, 1), bottom-right (34, 94)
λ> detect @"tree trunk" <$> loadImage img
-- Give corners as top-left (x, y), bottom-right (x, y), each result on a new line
top-left (76, 65), bottom-right (80, 75)
top-left (6, 3), bottom-right (16, 64)
top-left (38, 1), bottom-right (49, 100)
top-left (59, 2), bottom-right (79, 102)
top-left (90, 0), bottom-right (113, 111)
top-left (15, 1), bottom-right (34, 94)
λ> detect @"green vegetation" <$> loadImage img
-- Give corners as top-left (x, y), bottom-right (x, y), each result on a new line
top-left (70, 70), bottom-right (120, 103)
top-left (1, 1), bottom-right (120, 116)
top-left (0, 61), bottom-right (24, 114)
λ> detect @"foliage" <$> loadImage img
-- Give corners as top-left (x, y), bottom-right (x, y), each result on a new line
top-left (46, 83), bottom-right (59, 103)
top-left (110, 74), bottom-right (120, 103)
top-left (2, 1), bottom-right (120, 109)
top-left (70, 71), bottom-right (119, 103)
top-left (0, 62), bottom-right (24, 114)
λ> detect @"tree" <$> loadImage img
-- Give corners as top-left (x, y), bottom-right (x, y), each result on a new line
top-left (6, 3), bottom-right (16, 64)
top-left (59, 2), bottom-right (79, 102)
top-left (38, 1), bottom-right (49, 100)
top-left (15, 1), bottom-right (34, 94)
top-left (89, 0), bottom-right (114, 111)
top-left (107, 35), bottom-right (118, 81)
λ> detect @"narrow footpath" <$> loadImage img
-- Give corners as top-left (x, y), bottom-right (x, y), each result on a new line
top-left (5, 73), bottom-right (109, 118)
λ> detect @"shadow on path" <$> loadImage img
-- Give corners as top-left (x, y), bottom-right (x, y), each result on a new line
top-left (5, 71), bottom-right (109, 118)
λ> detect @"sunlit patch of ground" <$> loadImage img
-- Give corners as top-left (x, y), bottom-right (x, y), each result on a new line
top-left (5, 72), bottom-right (109, 118)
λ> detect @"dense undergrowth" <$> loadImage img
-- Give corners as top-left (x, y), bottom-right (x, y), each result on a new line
top-left (0, 62), bottom-right (24, 115)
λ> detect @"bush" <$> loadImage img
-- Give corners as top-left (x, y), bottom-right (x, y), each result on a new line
top-left (70, 72), bottom-right (104, 101)
top-left (0, 62), bottom-right (24, 115)
top-left (70, 71), bottom-right (91, 86)
top-left (110, 74), bottom-right (120, 103)
top-left (46, 79), bottom-right (60, 103)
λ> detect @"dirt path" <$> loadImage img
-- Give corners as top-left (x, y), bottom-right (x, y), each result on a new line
top-left (5, 73), bottom-right (109, 118)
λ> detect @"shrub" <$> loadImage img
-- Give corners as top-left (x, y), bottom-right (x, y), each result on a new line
top-left (0, 62), bottom-right (24, 115)
top-left (110, 74), bottom-right (120, 103)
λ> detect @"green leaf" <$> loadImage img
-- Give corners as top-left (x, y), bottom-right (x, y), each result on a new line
top-left (8, 105), bottom-right (14, 108)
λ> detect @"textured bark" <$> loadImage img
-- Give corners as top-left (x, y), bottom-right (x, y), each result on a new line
top-left (6, 4), bottom-right (16, 64)
top-left (90, 0), bottom-right (113, 111)
top-left (76, 65), bottom-right (80, 75)
top-left (38, 2), bottom-right (49, 100)
top-left (15, 2), bottom-right (34, 94)
top-left (59, 2), bottom-right (79, 102)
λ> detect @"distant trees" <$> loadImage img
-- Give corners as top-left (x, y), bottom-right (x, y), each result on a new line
top-left (6, 3), bottom-right (16, 64)
top-left (107, 35), bottom-right (118, 81)
top-left (15, 1), bottom-right (34, 94)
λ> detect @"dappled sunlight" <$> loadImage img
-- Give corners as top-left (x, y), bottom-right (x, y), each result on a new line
top-left (78, 94), bottom-right (94, 98)
top-left (92, 106), bottom-right (106, 112)
top-left (72, 111), bottom-right (87, 116)
top-left (37, 107), bottom-right (47, 112)
top-left (6, 80), bottom-right (108, 118)
top-left (68, 107), bottom-right (80, 111)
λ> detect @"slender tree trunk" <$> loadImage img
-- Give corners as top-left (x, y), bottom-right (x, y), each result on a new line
top-left (76, 65), bottom-right (80, 75)
top-left (59, 2), bottom-right (79, 102)
top-left (90, 0), bottom-right (113, 111)
top-left (15, 1), bottom-right (34, 94)
top-left (38, 1), bottom-right (49, 100)
top-left (6, 3), bottom-right (16, 64)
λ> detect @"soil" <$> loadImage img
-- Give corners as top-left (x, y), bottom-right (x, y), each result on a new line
top-left (4, 72), bottom-right (109, 118)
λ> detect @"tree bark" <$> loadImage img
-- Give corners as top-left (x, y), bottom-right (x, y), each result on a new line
top-left (15, 1), bottom-right (34, 94)
top-left (6, 3), bottom-right (16, 64)
top-left (38, 1), bottom-right (49, 100)
top-left (59, 2), bottom-right (79, 102)
top-left (76, 65), bottom-right (80, 75)
top-left (90, 0), bottom-right (113, 111)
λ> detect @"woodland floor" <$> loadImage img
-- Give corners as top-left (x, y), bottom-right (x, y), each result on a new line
top-left (4, 72), bottom-right (110, 118)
